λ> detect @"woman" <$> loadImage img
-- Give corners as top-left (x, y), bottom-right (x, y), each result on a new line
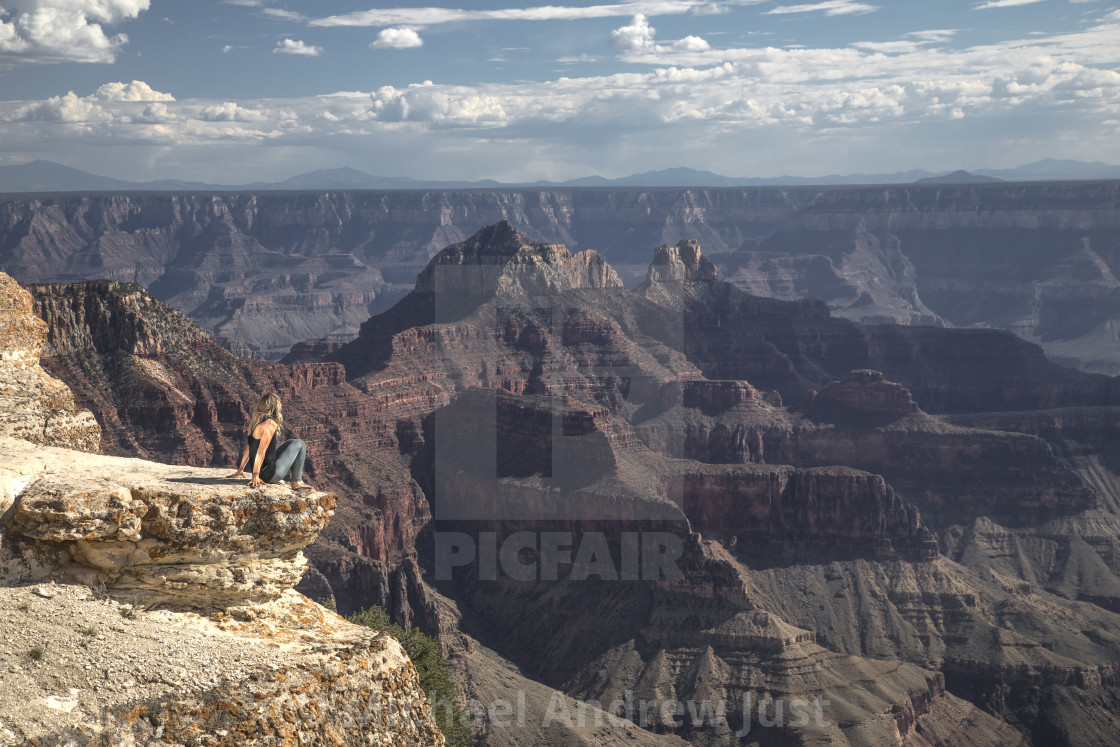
top-left (227, 393), bottom-right (314, 490)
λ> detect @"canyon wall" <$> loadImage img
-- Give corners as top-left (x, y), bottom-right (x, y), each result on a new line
top-left (19, 224), bottom-right (1120, 745)
top-left (0, 272), bottom-right (444, 745)
top-left (2, 182), bottom-right (1117, 369)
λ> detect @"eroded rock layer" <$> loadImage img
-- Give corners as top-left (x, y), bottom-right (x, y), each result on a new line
top-left (21, 223), bottom-right (1120, 745)
top-left (0, 272), bottom-right (100, 451)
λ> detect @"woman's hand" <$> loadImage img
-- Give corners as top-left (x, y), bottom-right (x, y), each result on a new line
top-left (249, 475), bottom-right (264, 488)
top-left (227, 470), bottom-right (246, 479)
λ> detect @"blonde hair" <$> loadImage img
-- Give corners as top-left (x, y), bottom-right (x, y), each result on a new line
top-left (249, 393), bottom-right (283, 435)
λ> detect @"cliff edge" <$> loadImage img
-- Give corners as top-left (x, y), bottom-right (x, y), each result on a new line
top-left (0, 272), bottom-right (445, 745)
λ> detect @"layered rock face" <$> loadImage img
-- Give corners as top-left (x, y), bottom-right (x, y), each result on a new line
top-left (2, 437), bottom-right (335, 608)
top-left (29, 278), bottom-right (431, 593)
top-left (716, 181), bottom-right (1120, 372)
top-left (0, 277), bottom-right (445, 745)
top-left (0, 272), bottom-right (100, 451)
top-left (24, 221), bottom-right (1120, 745)
top-left (804, 368), bottom-right (918, 426)
top-left (4, 182), bottom-right (1117, 370)
top-left (636, 256), bottom-right (1118, 414)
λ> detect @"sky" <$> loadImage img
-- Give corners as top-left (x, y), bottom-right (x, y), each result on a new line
top-left (0, 0), bottom-right (1117, 183)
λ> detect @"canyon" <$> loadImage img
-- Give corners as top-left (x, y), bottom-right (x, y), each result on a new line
top-left (0, 270), bottom-right (445, 745)
top-left (12, 216), bottom-right (1120, 744)
top-left (1, 181), bottom-right (1118, 373)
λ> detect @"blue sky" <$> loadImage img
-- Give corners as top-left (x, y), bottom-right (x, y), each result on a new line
top-left (0, 0), bottom-right (1117, 182)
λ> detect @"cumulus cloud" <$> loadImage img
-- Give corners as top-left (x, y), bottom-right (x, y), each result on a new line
top-left (0, 21), bottom-right (1117, 174)
top-left (198, 102), bottom-right (268, 122)
top-left (370, 27), bottom-right (423, 49)
top-left (274, 38), bottom-right (322, 55)
top-left (609, 13), bottom-right (710, 54)
top-left (766, 1), bottom-right (879, 16)
top-left (0, 0), bottom-right (149, 69)
top-left (610, 14), bottom-right (657, 51)
top-left (8, 91), bottom-right (112, 122)
top-left (672, 35), bottom-right (710, 51)
top-left (94, 80), bottom-right (174, 101)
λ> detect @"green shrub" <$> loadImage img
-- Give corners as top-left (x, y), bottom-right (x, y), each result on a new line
top-left (348, 606), bottom-right (471, 746)
top-left (29, 645), bottom-right (45, 662)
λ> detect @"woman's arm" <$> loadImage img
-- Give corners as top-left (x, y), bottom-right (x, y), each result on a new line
top-left (248, 422), bottom-right (276, 488)
top-left (226, 445), bottom-right (250, 478)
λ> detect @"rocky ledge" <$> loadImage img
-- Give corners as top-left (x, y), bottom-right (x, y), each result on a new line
top-left (0, 269), bottom-right (445, 744)
top-left (1, 436), bottom-right (334, 609)
top-left (0, 438), bottom-right (445, 744)
top-left (0, 584), bottom-right (445, 745)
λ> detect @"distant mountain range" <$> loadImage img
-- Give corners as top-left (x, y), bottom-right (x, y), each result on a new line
top-left (1, 158), bottom-right (1118, 193)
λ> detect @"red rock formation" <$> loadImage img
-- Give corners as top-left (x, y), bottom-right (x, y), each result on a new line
top-left (804, 368), bottom-right (918, 426)
top-left (25, 222), bottom-right (1120, 746)
top-left (672, 464), bottom-right (931, 556)
top-left (27, 279), bottom-right (430, 615)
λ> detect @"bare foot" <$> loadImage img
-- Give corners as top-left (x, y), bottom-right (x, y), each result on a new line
top-left (290, 481), bottom-right (314, 491)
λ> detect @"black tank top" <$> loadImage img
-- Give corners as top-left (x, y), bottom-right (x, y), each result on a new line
top-left (247, 417), bottom-right (279, 472)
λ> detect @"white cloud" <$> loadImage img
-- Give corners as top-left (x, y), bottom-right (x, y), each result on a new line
top-left (766, 0), bottom-right (878, 15)
top-left (766, 1), bottom-right (879, 16)
top-left (0, 0), bottom-right (150, 69)
top-left (94, 80), bottom-right (174, 101)
top-left (136, 101), bottom-right (173, 122)
top-left (906, 29), bottom-right (958, 43)
top-left (312, 1), bottom-right (759, 27)
top-left (370, 27), bottom-right (423, 49)
top-left (198, 102), bottom-right (267, 122)
top-left (610, 14), bottom-right (657, 51)
top-left (974, 0), bottom-right (1047, 7)
top-left (262, 7), bottom-right (306, 22)
top-left (610, 14), bottom-right (710, 54)
top-left (672, 35), bottom-right (711, 51)
top-left (1, 21), bottom-right (1118, 176)
top-left (8, 90), bottom-right (112, 122)
top-left (274, 38), bottom-right (322, 56)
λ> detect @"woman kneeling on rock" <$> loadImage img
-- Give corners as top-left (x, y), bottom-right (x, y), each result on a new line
top-left (228, 393), bottom-right (314, 490)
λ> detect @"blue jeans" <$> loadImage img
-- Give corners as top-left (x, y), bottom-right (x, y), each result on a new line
top-left (262, 439), bottom-right (306, 483)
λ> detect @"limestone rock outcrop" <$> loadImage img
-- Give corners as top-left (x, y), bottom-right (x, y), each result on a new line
top-left (646, 239), bottom-right (719, 283)
top-left (29, 278), bottom-right (432, 601)
top-left (415, 220), bottom-right (622, 298)
top-left (0, 272), bottom-right (100, 452)
top-left (804, 369), bottom-right (920, 427)
top-left (0, 271), bottom-right (444, 744)
top-left (2, 437), bottom-right (336, 608)
top-left (0, 584), bottom-right (445, 745)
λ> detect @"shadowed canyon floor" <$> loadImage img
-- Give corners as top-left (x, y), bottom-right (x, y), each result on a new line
top-left (14, 221), bottom-right (1120, 744)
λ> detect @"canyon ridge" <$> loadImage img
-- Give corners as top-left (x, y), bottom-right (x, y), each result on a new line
top-left (2, 182), bottom-right (1118, 373)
